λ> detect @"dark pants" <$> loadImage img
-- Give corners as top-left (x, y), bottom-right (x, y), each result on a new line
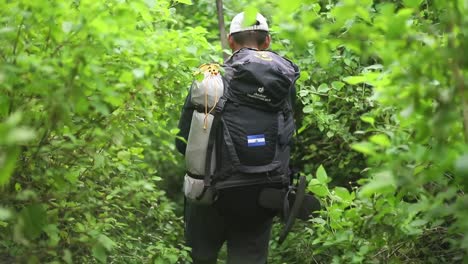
top-left (185, 185), bottom-right (276, 264)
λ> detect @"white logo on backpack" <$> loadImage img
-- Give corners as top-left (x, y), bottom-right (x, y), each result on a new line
top-left (248, 87), bottom-right (271, 102)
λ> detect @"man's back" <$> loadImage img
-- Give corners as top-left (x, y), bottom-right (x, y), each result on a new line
top-left (176, 12), bottom-right (300, 264)
top-left (211, 48), bottom-right (299, 189)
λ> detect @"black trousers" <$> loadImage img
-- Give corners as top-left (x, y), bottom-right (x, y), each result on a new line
top-left (184, 185), bottom-right (276, 264)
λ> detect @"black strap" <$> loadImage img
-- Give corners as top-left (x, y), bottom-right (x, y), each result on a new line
top-left (283, 187), bottom-right (292, 221)
top-left (238, 162), bottom-right (281, 174)
top-left (203, 97), bottom-right (227, 186)
top-left (220, 120), bottom-right (242, 167)
top-left (186, 171), bottom-right (204, 180)
top-left (278, 175), bottom-right (307, 244)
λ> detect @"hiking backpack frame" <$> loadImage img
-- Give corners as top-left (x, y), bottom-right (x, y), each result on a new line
top-left (196, 48), bottom-right (300, 201)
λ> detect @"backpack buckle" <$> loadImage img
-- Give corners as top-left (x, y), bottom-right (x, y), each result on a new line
top-left (214, 97), bottom-right (227, 114)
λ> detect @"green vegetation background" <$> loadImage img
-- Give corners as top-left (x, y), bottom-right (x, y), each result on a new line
top-left (0, 0), bottom-right (467, 263)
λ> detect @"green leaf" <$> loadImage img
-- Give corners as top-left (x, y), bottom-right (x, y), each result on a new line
top-left (194, 72), bottom-right (204, 82)
top-left (317, 83), bottom-right (330, 93)
top-left (0, 208), bottom-right (12, 220)
top-left (331, 81), bottom-right (345, 90)
top-left (360, 115), bottom-right (375, 126)
top-left (0, 147), bottom-right (20, 185)
top-left (403, 0), bottom-right (423, 8)
top-left (169, 128), bottom-right (179, 135)
top-left (359, 171), bottom-right (396, 197)
top-left (334, 187), bottom-right (353, 202)
top-left (117, 150), bottom-right (131, 161)
top-left (43, 224), bottom-right (60, 247)
top-left (63, 250), bottom-right (73, 264)
top-left (6, 112), bottom-right (22, 126)
top-left (308, 179), bottom-right (329, 197)
top-left (454, 154), bottom-right (468, 174)
top-left (316, 165), bottom-right (328, 183)
top-left (7, 127), bottom-right (35, 143)
top-left (175, 0), bottom-right (192, 5)
top-left (299, 89), bottom-right (309, 97)
top-left (316, 43), bottom-right (330, 67)
top-left (243, 6), bottom-right (258, 27)
top-left (343, 76), bottom-right (366, 85)
top-left (62, 21), bottom-right (73, 33)
top-left (351, 142), bottom-right (376, 156)
top-left (0, 95), bottom-right (8, 117)
top-left (299, 71), bottom-right (310, 82)
top-left (312, 218), bottom-right (326, 225)
top-left (65, 170), bottom-right (80, 184)
top-left (303, 105), bottom-right (314, 114)
top-left (279, 0), bottom-right (302, 13)
top-left (132, 68), bottom-right (145, 79)
top-left (98, 234), bottom-right (116, 251)
top-left (369, 134), bottom-right (391, 147)
top-left (19, 204), bottom-right (47, 240)
top-left (92, 244), bottom-right (107, 263)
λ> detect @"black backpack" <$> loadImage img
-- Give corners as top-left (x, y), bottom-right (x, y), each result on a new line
top-left (202, 48), bottom-right (300, 192)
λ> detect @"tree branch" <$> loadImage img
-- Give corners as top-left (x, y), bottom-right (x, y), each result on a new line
top-left (12, 17), bottom-right (25, 64)
top-left (216, 0), bottom-right (229, 61)
top-left (448, 2), bottom-right (468, 143)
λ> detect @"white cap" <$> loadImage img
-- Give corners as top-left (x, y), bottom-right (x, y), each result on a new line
top-left (229, 12), bottom-right (269, 35)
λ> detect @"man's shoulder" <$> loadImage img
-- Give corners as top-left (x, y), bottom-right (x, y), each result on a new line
top-left (226, 48), bottom-right (297, 70)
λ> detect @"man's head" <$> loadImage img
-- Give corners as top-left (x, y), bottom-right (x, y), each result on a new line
top-left (228, 12), bottom-right (271, 52)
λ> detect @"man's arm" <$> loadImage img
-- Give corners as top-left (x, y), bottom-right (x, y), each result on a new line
top-left (175, 84), bottom-right (195, 155)
top-left (290, 63), bottom-right (300, 109)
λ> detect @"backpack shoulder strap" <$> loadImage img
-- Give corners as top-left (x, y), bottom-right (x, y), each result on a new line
top-left (203, 96), bottom-right (227, 186)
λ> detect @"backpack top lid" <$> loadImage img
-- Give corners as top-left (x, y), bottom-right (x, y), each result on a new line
top-left (225, 48), bottom-right (299, 81)
top-left (223, 48), bottom-right (300, 110)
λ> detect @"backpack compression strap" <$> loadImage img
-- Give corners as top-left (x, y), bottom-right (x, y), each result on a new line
top-left (203, 96), bottom-right (227, 186)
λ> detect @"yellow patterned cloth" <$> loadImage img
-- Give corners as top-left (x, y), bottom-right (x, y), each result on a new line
top-left (198, 63), bottom-right (221, 76)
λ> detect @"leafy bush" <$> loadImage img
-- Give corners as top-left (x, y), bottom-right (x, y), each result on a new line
top-left (268, 0), bottom-right (468, 262)
top-left (2, 0), bottom-right (467, 263)
top-left (0, 0), bottom-right (213, 262)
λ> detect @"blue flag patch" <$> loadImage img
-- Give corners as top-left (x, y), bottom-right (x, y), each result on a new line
top-left (247, 134), bottom-right (266, 147)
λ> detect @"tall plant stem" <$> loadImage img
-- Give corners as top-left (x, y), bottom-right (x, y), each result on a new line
top-left (216, 0), bottom-right (229, 61)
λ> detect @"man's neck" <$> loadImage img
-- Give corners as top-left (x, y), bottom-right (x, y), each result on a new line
top-left (233, 44), bottom-right (261, 52)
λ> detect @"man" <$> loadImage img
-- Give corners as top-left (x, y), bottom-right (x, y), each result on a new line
top-left (176, 12), bottom-right (299, 264)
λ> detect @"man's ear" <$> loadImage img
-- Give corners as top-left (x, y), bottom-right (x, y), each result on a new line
top-left (261, 34), bottom-right (271, 50)
top-left (228, 34), bottom-right (236, 50)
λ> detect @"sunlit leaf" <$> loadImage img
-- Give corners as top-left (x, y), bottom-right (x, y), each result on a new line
top-left (316, 165), bottom-right (328, 183)
top-left (175, 0), bottom-right (192, 5)
top-left (351, 142), bottom-right (376, 156)
top-left (0, 208), bottom-right (12, 221)
top-left (360, 115), bottom-right (375, 126)
top-left (243, 6), bottom-right (258, 27)
top-left (0, 147), bottom-right (20, 185)
top-left (92, 244), bottom-right (107, 263)
top-left (369, 134), bottom-right (391, 147)
top-left (343, 76), bottom-right (366, 85)
top-left (308, 179), bottom-right (329, 197)
top-left (359, 171), bottom-right (396, 197)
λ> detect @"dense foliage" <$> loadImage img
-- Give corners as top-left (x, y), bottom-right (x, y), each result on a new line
top-left (0, 0), bottom-right (212, 262)
top-left (1, 0), bottom-right (467, 263)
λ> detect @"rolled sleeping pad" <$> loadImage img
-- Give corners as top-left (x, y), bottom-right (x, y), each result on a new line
top-left (191, 72), bottom-right (224, 108)
top-left (185, 111), bottom-right (216, 176)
